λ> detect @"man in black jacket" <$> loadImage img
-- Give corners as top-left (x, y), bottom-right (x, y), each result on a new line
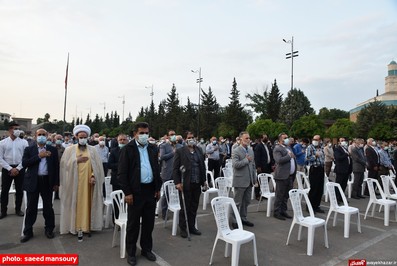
top-left (254, 134), bottom-right (274, 199)
top-left (333, 137), bottom-right (353, 202)
top-left (118, 123), bottom-right (162, 266)
top-left (21, 128), bottom-right (59, 243)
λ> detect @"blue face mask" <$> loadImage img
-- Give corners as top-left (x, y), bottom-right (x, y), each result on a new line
top-left (55, 140), bottom-right (63, 145)
top-left (138, 134), bottom-right (149, 145)
top-left (37, 136), bottom-right (47, 144)
top-left (283, 138), bottom-right (290, 146)
top-left (118, 143), bottom-right (126, 148)
top-left (46, 141), bottom-right (53, 146)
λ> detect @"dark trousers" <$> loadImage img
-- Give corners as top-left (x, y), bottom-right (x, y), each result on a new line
top-left (126, 183), bottom-right (156, 256)
top-left (335, 172), bottom-right (349, 201)
top-left (24, 175), bottom-right (55, 235)
top-left (102, 163), bottom-right (108, 176)
top-left (208, 159), bottom-right (220, 179)
top-left (352, 172), bottom-right (364, 197)
top-left (274, 177), bottom-right (292, 214)
top-left (179, 183), bottom-right (201, 231)
top-left (1, 168), bottom-right (24, 214)
top-left (308, 166), bottom-right (324, 209)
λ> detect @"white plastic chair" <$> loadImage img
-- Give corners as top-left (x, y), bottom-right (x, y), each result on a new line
top-left (381, 175), bottom-right (397, 201)
top-left (257, 173), bottom-right (275, 217)
top-left (111, 190), bottom-right (128, 258)
top-left (215, 177), bottom-right (230, 197)
top-left (296, 171), bottom-right (310, 194)
top-left (347, 173), bottom-right (354, 199)
top-left (364, 178), bottom-right (397, 226)
top-left (202, 171), bottom-right (219, 210)
top-left (361, 171), bottom-right (368, 196)
top-left (326, 182), bottom-right (361, 238)
top-left (163, 180), bottom-right (181, 236)
top-left (103, 176), bottom-right (113, 228)
top-left (21, 190), bottom-right (55, 236)
top-left (286, 189), bottom-right (329, 256)
top-left (209, 196), bottom-right (258, 266)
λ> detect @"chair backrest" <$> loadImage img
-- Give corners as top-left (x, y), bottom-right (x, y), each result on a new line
top-left (104, 176), bottom-right (112, 201)
top-left (349, 173), bottom-right (355, 183)
top-left (222, 167), bottom-right (233, 178)
top-left (289, 189), bottom-right (315, 221)
top-left (207, 170), bottom-right (216, 188)
top-left (258, 173), bottom-right (271, 195)
top-left (264, 173), bottom-right (276, 192)
top-left (163, 180), bottom-right (180, 206)
top-left (326, 182), bottom-right (348, 208)
top-left (366, 178), bottom-right (386, 200)
top-left (215, 177), bottom-right (229, 197)
top-left (111, 190), bottom-right (127, 220)
top-left (296, 171), bottom-right (310, 191)
top-left (381, 175), bottom-right (397, 197)
top-left (211, 196), bottom-right (243, 236)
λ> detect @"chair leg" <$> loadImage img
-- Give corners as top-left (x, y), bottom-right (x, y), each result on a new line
top-left (344, 213), bottom-right (351, 238)
top-left (120, 224), bottom-right (126, 258)
top-left (203, 192), bottom-right (208, 210)
top-left (172, 210), bottom-right (179, 236)
top-left (384, 205), bottom-right (390, 226)
top-left (252, 237), bottom-right (258, 266)
top-left (112, 225), bottom-right (118, 247)
top-left (266, 198), bottom-right (273, 217)
top-left (307, 227), bottom-right (315, 256)
top-left (209, 238), bottom-right (219, 265)
top-left (371, 203), bottom-right (376, 217)
top-left (357, 211), bottom-right (361, 233)
top-left (324, 224), bottom-right (329, 248)
top-left (333, 212), bottom-right (338, 227)
top-left (257, 197), bottom-right (261, 212)
top-left (286, 222), bottom-right (295, 245)
top-left (231, 243), bottom-right (241, 266)
top-left (297, 225), bottom-right (303, 241)
top-left (364, 202), bottom-right (372, 220)
top-left (325, 210), bottom-right (332, 227)
top-left (163, 209), bottom-right (168, 228)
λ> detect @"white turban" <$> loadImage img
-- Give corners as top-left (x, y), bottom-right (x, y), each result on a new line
top-left (73, 125), bottom-right (91, 137)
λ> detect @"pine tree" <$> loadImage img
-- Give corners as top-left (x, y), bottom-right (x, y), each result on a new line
top-left (165, 84), bottom-right (181, 132)
top-left (266, 79), bottom-right (283, 122)
top-left (200, 86), bottom-right (220, 139)
top-left (280, 88), bottom-right (314, 127)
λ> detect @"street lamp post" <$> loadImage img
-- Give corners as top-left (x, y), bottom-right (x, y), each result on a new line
top-left (118, 95), bottom-right (125, 122)
top-left (191, 68), bottom-right (202, 139)
top-left (99, 102), bottom-right (106, 118)
top-left (283, 36), bottom-right (299, 90)
top-left (145, 85), bottom-right (154, 103)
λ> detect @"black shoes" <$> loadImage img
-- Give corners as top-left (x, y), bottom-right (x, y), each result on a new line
top-left (15, 210), bottom-right (24, 216)
top-left (0, 213), bottom-right (7, 219)
top-left (242, 220), bottom-right (254, 227)
top-left (20, 234), bottom-right (33, 243)
top-left (45, 231), bottom-right (55, 239)
top-left (127, 255), bottom-right (137, 266)
top-left (190, 228), bottom-right (202, 235)
top-left (141, 251), bottom-right (156, 261)
top-left (180, 229), bottom-right (188, 238)
top-left (274, 213), bottom-right (286, 220)
top-left (281, 212), bottom-right (292, 219)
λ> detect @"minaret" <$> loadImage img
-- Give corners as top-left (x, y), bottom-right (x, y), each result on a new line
top-left (385, 60), bottom-right (397, 93)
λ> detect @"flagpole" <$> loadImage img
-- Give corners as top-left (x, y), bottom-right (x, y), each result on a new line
top-left (63, 53), bottom-right (69, 124)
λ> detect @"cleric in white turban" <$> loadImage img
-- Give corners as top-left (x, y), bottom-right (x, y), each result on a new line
top-left (59, 125), bottom-right (104, 236)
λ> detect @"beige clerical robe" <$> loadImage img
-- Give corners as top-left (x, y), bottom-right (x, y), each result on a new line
top-left (59, 144), bottom-right (104, 234)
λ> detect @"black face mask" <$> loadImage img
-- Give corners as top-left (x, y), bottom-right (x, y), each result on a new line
top-left (263, 138), bottom-right (268, 143)
top-left (178, 139), bottom-right (183, 144)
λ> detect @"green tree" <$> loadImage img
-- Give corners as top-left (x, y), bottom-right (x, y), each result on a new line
top-left (266, 80), bottom-right (283, 122)
top-left (200, 86), bottom-right (220, 139)
top-left (326, 118), bottom-right (356, 139)
top-left (246, 119), bottom-right (288, 141)
top-left (318, 107), bottom-right (349, 120)
top-left (356, 101), bottom-right (388, 138)
top-left (280, 88), bottom-right (314, 127)
top-left (165, 84), bottom-right (181, 133)
top-left (222, 78), bottom-right (252, 137)
top-left (245, 86), bottom-right (268, 120)
top-left (290, 114), bottom-right (325, 138)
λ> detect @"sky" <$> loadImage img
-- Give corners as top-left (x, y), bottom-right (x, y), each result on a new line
top-left (1, 0), bottom-right (396, 124)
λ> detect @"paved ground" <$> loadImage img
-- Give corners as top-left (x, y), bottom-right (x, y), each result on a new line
top-left (1, 191), bottom-right (397, 266)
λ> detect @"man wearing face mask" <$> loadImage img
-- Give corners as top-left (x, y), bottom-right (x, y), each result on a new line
top-left (231, 131), bottom-right (256, 227)
top-left (173, 132), bottom-right (206, 238)
top-left (323, 139), bottom-right (334, 178)
top-left (59, 125), bottom-right (104, 236)
top-left (273, 133), bottom-right (296, 220)
top-left (350, 138), bottom-right (367, 199)
top-left (95, 136), bottom-right (109, 176)
top-left (159, 130), bottom-right (177, 220)
top-left (306, 135), bottom-right (325, 213)
top-left (0, 122), bottom-right (29, 219)
top-left (333, 137), bottom-right (353, 203)
top-left (254, 134), bottom-right (274, 199)
top-left (365, 138), bottom-right (380, 181)
top-left (206, 136), bottom-right (221, 180)
top-left (21, 128), bottom-right (59, 242)
top-left (118, 122), bottom-right (162, 265)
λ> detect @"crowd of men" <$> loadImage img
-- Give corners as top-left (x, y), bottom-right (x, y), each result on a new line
top-left (1, 121), bottom-right (397, 266)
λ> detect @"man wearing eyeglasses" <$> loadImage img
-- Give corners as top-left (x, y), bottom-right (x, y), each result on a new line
top-left (20, 128), bottom-right (59, 242)
top-left (0, 122), bottom-right (29, 219)
top-left (118, 122), bottom-right (162, 266)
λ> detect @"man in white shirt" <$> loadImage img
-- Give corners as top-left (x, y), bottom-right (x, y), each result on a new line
top-left (0, 122), bottom-right (29, 219)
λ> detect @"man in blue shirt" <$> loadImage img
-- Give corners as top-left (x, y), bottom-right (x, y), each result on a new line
top-left (118, 122), bottom-right (162, 266)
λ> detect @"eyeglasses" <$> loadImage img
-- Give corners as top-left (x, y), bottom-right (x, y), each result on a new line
top-left (37, 134), bottom-right (46, 136)
top-left (137, 132), bottom-right (149, 135)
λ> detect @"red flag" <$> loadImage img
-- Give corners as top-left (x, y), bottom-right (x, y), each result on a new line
top-left (65, 53), bottom-right (69, 90)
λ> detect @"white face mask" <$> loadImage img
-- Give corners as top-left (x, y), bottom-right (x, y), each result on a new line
top-left (99, 141), bottom-right (105, 146)
top-left (79, 138), bottom-right (88, 146)
top-left (137, 134), bottom-right (149, 145)
top-left (372, 141), bottom-right (376, 146)
top-left (312, 140), bottom-right (319, 146)
top-left (13, 129), bottom-right (21, 138)
top-left (341, 141), bottom-right (347, 147)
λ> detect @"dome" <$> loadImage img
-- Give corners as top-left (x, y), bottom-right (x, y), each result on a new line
top-left (390, 60), bottom-right (397, 65)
